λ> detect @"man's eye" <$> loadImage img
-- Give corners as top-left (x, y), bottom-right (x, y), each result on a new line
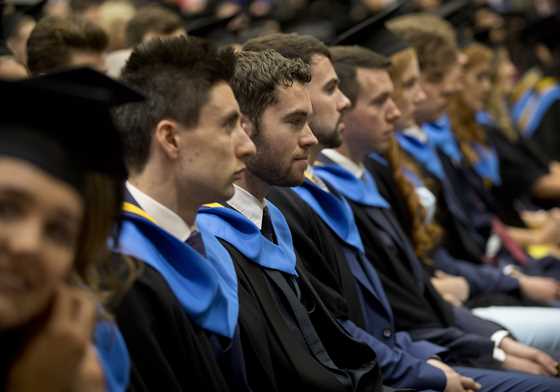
top-left (0, 199), bottom-right (23, 221)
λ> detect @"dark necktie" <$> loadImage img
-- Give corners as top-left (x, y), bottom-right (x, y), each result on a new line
top-left (186, 230), bottom-right (206, 256)
top-left (260, 206), bottom-right (277, 243)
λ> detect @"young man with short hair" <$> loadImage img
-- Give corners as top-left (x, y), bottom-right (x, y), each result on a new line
top-left (112, 36), bottom-right (255, 392)
top-left (26, 15), bottom-right (109, 75)
top-left (105, 5), bottom-right (186, 77)
top-left (197, 48), bottom-right (384, 392)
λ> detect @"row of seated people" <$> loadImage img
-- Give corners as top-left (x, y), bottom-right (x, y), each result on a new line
top-left (3, 4), bottom-right (560, 392)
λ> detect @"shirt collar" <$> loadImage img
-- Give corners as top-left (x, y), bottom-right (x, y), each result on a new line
top-left (321, 148), bottom-right (365, 179)
top-left (126, 182), bottom-right (193, 242)
top-left (402, 125), bottom-right (428, 143)
top-left (227, 185), bottom-right (267, 229)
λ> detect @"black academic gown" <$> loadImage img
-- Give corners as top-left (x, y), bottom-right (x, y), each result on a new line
top-left (484, 125), bottom-right (557, 216)
top-left (197, 200), bottom-right (384, 392)
top-left (531, 99), bottom-right (560, 162)
top-left (114, 192), bottom-right (247, 392)
top-left (115, 262), bottom-right (232, 392)
top-left (267, 187), bottom-right (366, 329)
top-left (220, 239), bottom-right (383, 392)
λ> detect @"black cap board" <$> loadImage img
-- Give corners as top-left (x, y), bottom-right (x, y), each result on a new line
top-left (521, 13), bottom-right (560, 50)
top-left (0, 68), bottom-right (144, 188)
top-left (434, 0), bottom-right (474, 48)
top-left (331, 0), bottom-right (410, 57)
top-left (186, 11), bottom-right (241, 43)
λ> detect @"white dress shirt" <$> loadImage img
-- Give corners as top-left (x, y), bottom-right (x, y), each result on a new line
top-left (321, 148), bottom-right (365, 179)
top-left (126, 182), bottom-right (193, 242)
top-left (227, 184), bottom-right (267, 229)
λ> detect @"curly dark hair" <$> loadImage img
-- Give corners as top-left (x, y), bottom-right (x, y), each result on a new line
top-left (231, 49), bottom-right (311, 131)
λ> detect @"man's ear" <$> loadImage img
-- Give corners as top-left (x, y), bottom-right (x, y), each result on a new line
top-left (240, 113), bottom-right (255, 138)
top-left (154, 119), bottom-right (181, 160)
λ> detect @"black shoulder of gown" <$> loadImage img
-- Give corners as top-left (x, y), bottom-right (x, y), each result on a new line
top-left (220, 239), bottom-right (383, 392)
top-left (114, 259), bottom-right (231, 392)
top-left (532, 99), bottom-right (560, 162)
top-left (268, 186), bottom-right (366, 327)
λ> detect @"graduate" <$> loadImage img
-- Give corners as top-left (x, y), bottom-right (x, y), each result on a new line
top-left (197, 48), bottom-right (384, 392)
top-left (512, 13), bottom-right (560, 162)
top-left (346, 7), bottom-right (560, 335)
top-left (316, 43), bottom-right (560, 386)
top-left (347, 21), bottom-right (560, 352)
top-left (484, 48), bottom-right (560, 207)
top-left (391, 22), bottom-right (560, 283)
top-left (111, 36), bottom-right (255, 392)
top-left (26, 15), bottom-right (109, 75)
top-left (243, 30), bottom-right (491, 392)
top-left (105, 4), bottom-right (186, 78)
top-left (448, 43), bottom-right (560, 250)
top-left (0, 68), bottom-right (139, 392)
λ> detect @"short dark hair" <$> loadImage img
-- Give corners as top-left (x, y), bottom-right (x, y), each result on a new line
top-left (114, 36), bottom-right (236, 174)
top-left (27, 16), bottom-right (108, 75)
top-left (242, 32), bottom-right (331, 65)
top-left (125, 5), bottom-right (184, 47)
top-left (231, 49), bottom-right (311, 130)
top-left (396, 29), bottom-right (458, 83)
top-left (330, 45), bottom-right (390, 104)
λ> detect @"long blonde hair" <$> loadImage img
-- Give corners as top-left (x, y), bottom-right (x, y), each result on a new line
top-left (485, 47), bottom-right (519, 141)
top-left (388, 48), bottom-right (443, 260)
top-left (448, 43), bottom-right (494, 166)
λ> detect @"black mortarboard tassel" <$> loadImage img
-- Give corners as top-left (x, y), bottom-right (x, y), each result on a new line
top-left (331, 0), bottom-right (410, 57)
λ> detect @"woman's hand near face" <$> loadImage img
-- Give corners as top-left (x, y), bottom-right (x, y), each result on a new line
top-left (7, 285), bottom-right (97, 392)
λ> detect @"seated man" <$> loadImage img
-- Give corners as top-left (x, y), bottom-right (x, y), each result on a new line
top-left (197, 48), bottom-right (385, 392)
top-left (26, 15), bottom-right (109, 75)
top-left (112, 36), bottom-right (255, 392)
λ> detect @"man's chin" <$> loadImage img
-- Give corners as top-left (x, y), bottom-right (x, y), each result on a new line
top-left (209, 185), bottom-right (235, 204)
top-left (271, 172), bottom-right (306, 188)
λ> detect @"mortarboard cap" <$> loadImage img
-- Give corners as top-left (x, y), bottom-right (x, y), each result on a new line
top-left (434, 0), bottom-right (474, 48)
top-left (520, 13), bottom-right (560, 50)
top-left (331, 0), bottom-right (410, 57)
top-left (0, 67), bottom-right (144, 189)
top-left (186, 11), bottom-right (241, 43)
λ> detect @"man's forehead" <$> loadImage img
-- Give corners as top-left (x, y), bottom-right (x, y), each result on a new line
top-left (311, 54), bottom-right (335, 76)
top-left (274, 83), bottom-right (312, 112)
top-left (205, 83), bottom-right (239, 111)
top-left (357, 67), bottom-right (390, 84)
